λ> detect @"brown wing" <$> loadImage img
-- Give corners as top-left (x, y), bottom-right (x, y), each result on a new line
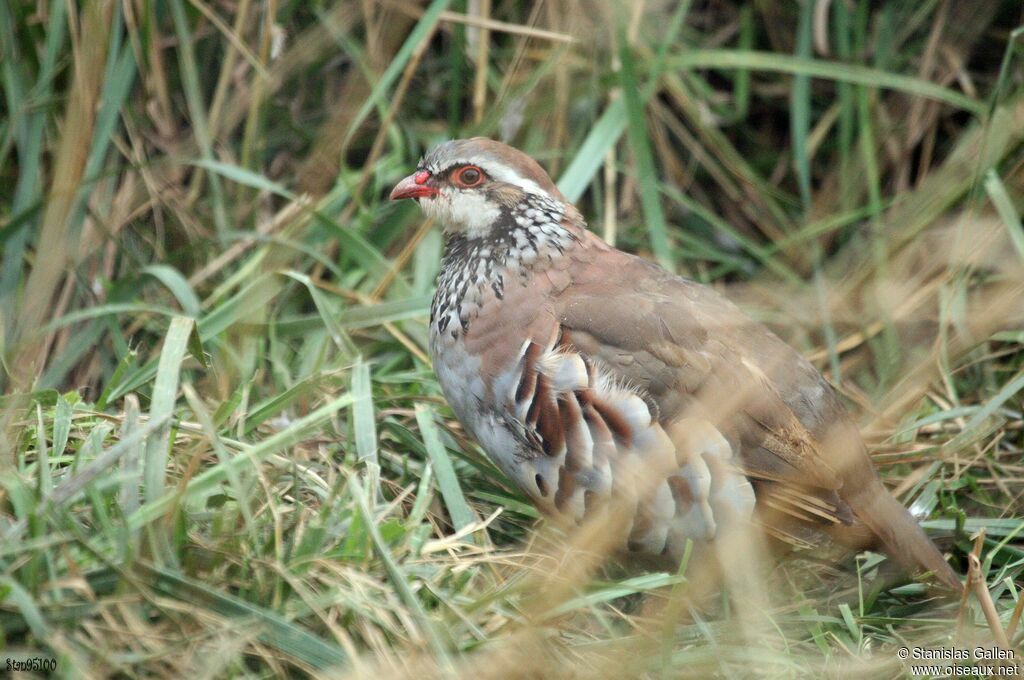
top-left (460, 226), bottom-right (957, 587)
top-left (553, 235), bottom-right (862, 532)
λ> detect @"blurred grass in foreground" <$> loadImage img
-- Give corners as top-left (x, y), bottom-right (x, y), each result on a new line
top-left (1, 0), bottom-right (1024, 677)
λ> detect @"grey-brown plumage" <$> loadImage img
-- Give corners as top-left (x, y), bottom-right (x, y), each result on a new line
top-left (390, 137), bottom-right (960, 590)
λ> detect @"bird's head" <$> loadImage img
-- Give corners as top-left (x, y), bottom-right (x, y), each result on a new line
top-left (389, 137), bottom-right (571, 237)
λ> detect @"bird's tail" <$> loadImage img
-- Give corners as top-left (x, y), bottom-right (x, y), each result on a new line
top-left (847, 480), bottom-right (961, 591)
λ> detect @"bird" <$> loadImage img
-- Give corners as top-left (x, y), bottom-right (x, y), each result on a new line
top-left (389, 137), bottom-right (960, 590)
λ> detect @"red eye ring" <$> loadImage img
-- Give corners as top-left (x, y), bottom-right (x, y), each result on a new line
top-left (454, 165), bottom-right (484, 188)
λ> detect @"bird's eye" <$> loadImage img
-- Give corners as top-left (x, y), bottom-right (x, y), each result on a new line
top-left (454, 166), bottom-right (484, 187)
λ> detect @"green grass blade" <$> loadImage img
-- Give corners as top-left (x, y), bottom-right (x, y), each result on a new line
top-left (144, 317), bottom-right (193, 504)
top-left (351, 358), bottom-right (378, 466)
top-left (182, 384), bottom-right (256, 535)
top-left (118, 394), bottom-right (142, 528)
top-left (983, 169), bottom-right (1024, 262)
top-left (343, 0), bottom-right (451, 150)
top-left (338, 295), bottom-right (431, 331)
top-left (667, 50), bottom-right (983, 115)
top-left (191, 158), bottom-right (297, 200)
top-left (557, 2), bottom-right (690, 205)
top-left (947, 368), bottom-right (1024, 451)
top-left (0, 0), bottom-right (67, 315)
top-left (414, 403), bottom-right (474, 532)
top-left (142, 265), bottom-right (202, 318)
top-left (619, 35), bottom-right (672, 269)
top-left (51, 394), bottom-right (72, 462)
top-left (791, 1), bottom-right (813, 212)
top-left (0, 575), bottom-right (52, 640)
top-left (35, 403), bottom-right (51, 496)
top-left (242, 371), bottom-right (341, 435)
top-left (168, 0), bottom-right (228, 235)
top-left (556, 98), bottom-right (628, 204)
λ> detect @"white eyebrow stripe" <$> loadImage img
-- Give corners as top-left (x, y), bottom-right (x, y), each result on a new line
top-left (432, 155), bottom-right (551, 198)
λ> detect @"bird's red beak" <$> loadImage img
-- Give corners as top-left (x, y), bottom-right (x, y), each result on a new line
top-left (389, 170), bottom-right (438, 201)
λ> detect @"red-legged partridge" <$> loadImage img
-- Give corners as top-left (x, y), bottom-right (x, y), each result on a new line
top-left (390, 137), bottom-right (959, 590)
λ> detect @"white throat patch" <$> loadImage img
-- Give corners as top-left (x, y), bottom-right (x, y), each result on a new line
top-left (420, 188), bottom-right (502, 238)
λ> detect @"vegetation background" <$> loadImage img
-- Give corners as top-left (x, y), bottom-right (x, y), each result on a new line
top-left (1, 0), bottom-right (1023, 677)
